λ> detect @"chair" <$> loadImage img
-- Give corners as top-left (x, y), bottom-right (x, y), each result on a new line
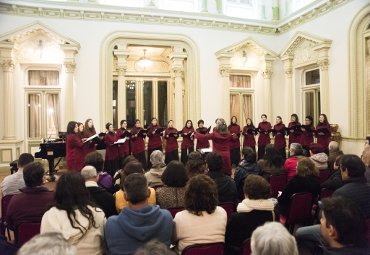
top-left (181, 242), bottom-right (224, 255)
top-left (283, 192), bottom-right (313, 233)
top-left (319, 188), bottom-right (333, 199)
top-left (269, 173), bottom-right (287, 197)
top-left (167, 207), bottom-right (184, 218)
top-left (241, 239), bottom-right (251, 255)
top-left (0, 195), bottom-right (14, 240)
top-left (219, 202), bottom-right (234, 219)
top-left (16, 222), bottom-right (41, 247)
top-left (319, 169), bottom-right (330, 184)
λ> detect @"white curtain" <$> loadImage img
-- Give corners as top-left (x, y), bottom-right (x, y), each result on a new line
top-left (230, 94), bottom-right (240, 120)
top-left (230, 75), bottom-right (251, 88)
top-left (242, 94), bottom-right (252, 121)
top-left (28, 94), bottom-right (41, 138)
top-left (28, 70), bottom-right (59, 86)
top-left (47, 94), bottom-right (60, 137)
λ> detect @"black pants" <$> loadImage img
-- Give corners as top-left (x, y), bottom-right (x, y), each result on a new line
top-left (147, 146), bottom-right (162, 169)
top-left (230, 148), bottom-right (241, 166)
top-left (258, 145), bottom-right (266, 160)
top-left (165, 150), bottom-right (179, 165)
top-left (181, 146), bottom-right (194, 165)
top-left (133, 152), bottom-right (147, 170)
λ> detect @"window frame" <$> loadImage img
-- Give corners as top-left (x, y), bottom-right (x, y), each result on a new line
top-left (302, 67), bottom-right (321, 122)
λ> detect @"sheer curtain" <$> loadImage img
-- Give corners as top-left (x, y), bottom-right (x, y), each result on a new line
top-left (28, 94), bottom-right (41, 138)
top-left (47, 94), bottom-right (60, 137)
top-left (230, 75), bottom-right (251, 88)
top-left (28, 70), bottom-right (59, 85)
top-left (242, 94), bottom-right (252, 121)
top-left (230, 94), bottom-right (240, 120)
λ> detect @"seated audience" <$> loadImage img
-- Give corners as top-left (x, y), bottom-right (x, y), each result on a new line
top-left (1, 153), bottom-right (34, 196)
top-left (251, 222), bottom-right (298, 255)
top-left (6, 162), bottom-right (54, 229)
top-left (309, 143), bottom-right (329, 170)
top-left (156, 160), bottom-right (188, 209)
top-left (134, 240), bottom-right (176, 255)
top-left (321, 155), bottom-right (343, 191)
top-left (145, 150), bottom-right (166, 188)
top-left (361, 146), bottom-right (370, 182)
top-left (106, 173), bottom-right (173, 255)
top-left (115, 161), bottom-right (156, 212)
top-left (206, 152), bottom-right (237, 204)
top-left (284, 143), bottom-right (304, 181)
top-left (327, 141), bottom-right (343, 172)
top-left (278, 157), bottom-right (320, 216)
top-left (81, 165), bottom-right (116, 218)
top-left (113, 155), bottom-right (137, 191)
top-left (225, 175), bottom-right (276, 255)
top-left (173, 175), bottom-right (227, 253)
top-left (257, 144), bottom-right (285, 180)
top-left (17, 232), bottom-right (76, 255)
top-left (41, 172), bottom-right (106, 255)
top-left (185, 151), bottom-right (207, 178)
top-left (84, 151), bottom-right (113, 192)
top-left (234, 147), bottom-right (259, 200)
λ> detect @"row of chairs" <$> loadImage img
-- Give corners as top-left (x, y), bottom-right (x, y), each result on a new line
top-left (181, 239), bottom-right (251, 255)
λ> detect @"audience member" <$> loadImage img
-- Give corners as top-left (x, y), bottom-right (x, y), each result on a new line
top-left (113, 155), bottom-right (137, 191)
top-left (327, 141), bottom-right (343, 172)
top-left (185, 151), bottom-right (207, 177)
top-left (234, 147), bottom-right (259, 200)
top-left (134, 240), bottom-right (176, 255)
top-left (1, 153), bottom-right (34, 196)
top-left (173, 175), bottom-right (227, 253)
top-left (321, 155), bottom-right (343, 191)
top-left (257, 144), bottom-right (285, 180)
top-left (225, 175), bottom-right (276, 255)
top-left (309, 143), bottom-right (329, 170)
top-left (41, 172), bottom-right (106, 255)
top-left (106, 174), bottom-right (173, 255)
top-left (251, 222), bottom-right (298, 255)
top-left (145, 150), bottom-right (166, 188)
top-left (6, 162), bottom-right (54, 229)
top-left (84, 151), bottom-right (113, 192)
top-left (81, 165), bottom-right (116, 218)
top-left (115, 161), bottom-right (156, 212)
top-left (206, 152), bottom-right (237, 204)
top-left (284, 143), bottom-right (304, 181)
top-left (361, 146), bottom-right (370, 182)
top-left (278, 157), bottom-right (320, 216)
top-left (17, 232), bottom-right (76, 255)
top-left (156, 160), bottom-right (188, 209)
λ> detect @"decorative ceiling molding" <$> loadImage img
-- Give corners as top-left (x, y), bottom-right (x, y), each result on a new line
top-left (0, 0), bottom-right (351, 35)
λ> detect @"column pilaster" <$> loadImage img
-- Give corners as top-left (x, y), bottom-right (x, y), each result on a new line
top-left (263, 55), bottom-right (275, 118)
top-left (114, 48), bottom-right (130, 126)
top-left (216, 52), bottom-right (233, 122)
top-left (282, 55), bottom-right (294, 120)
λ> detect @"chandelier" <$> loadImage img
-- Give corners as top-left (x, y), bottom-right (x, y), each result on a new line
top-left (137, 49), bottom-right (153, 69)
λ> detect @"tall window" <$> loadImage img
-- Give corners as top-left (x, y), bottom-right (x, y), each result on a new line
top-left (229, 74), bottom-right (253, 125)
top-left (302, 68), bottom-right (320, 122)
top-left (26, 70), bottom-right (60, 138)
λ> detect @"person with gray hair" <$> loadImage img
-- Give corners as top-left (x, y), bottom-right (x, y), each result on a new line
top-left (251, 222), bottom-right (298, 255)
top-left (134, 239), bottom-right (175, 255)
top-left (284, 143), bottom-right (304, 181)
top-left (144, 150), bottom-right (166, 188)
top-left (17, 232), bottom-right (76, 255)
top-left (81, 165), bottom-right (116, 217)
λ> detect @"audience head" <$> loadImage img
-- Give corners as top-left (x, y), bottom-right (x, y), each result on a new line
top-left (121, 155), bottom-right (138, 170)
top-left (333, 155), bottom-right (343, 171)
top-left (133, 239), bottom-right (176, 255)
top-left (121, 160), bottom-right (144, 189)
top-left (264, 144), bottom-right (284, 167)
top-left (251, 222), bottom-right (298, 255)
top-left (17, 153), bottom-right (35, 169)
top-left (320, 196), bottom-right (367, 248)
top-left (309, 143), bottom-right (325, 155)
top-left (328, 141), bottom-right (340, 152)
top-left (206, 152), bottom-right (223, 173)
top-left (66, 121), bottom-right (77, 134)
top-left (123, 173), bottom-right (149, 205)
top-left (84, 151), bottom-right (104, 172)
top-left (81, 165), bottom-right (98, 181)
top-left (184, 174), bottom-right (218, 216)
top-left (289, 143), bottom-right (303, 157)
top-left (339, 154), bottom-right (366, 180)
top-left (161, 161), bottom-right (188, 188)
top-left (243, 175), bottom-right (271, 200)
top-left (17, 232), bottom-right (76, 255)
top-left (242, 147), bottom-right (256, 163)
top-left (361, 146), bottom-right (370, 167)
top-left (215, 118), bottom-right (228, 135)
top-left (186, 152), bottom-right (206, 177)
top-left (297, 157), bottom-right (319, 177)
top-left (150, 150), bottom-right (165, 168)
top-left (23, 162), bottom-right (45, 188)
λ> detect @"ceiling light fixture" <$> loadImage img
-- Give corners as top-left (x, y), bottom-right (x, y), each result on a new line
top-left (137, 49), bottom-right (153, 69)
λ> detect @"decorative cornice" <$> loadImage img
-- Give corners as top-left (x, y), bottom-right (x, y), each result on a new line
top-left (0, 59), bottom-right (14, 71)
top-left (0, 0), bottom-right (351, 35)
top-left (64, 61), bottom-right (76, 73)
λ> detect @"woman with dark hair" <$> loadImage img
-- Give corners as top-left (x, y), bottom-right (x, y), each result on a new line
top-left (273, 116), bottom-right (287, 160)
top-left (147, 117), bottom-right (163, 169)
top-left (228, 116), bottom-right (241, 167)
top-left (185, 151), bottom-right (207, 178)
top-left (242, 118), bottom-right (256, 151)
top-left (195, 118), bottom-right (235, 176)
top-left (257, 114), bottom-right (272, 160)
top-left (180, 120), bottom-right (195, 165)
top-left (258, 144), bottom-right (285, 180)
top-left (195, 119), bottom-right (210, 150)
top-left (130, 119), bottom-right (147, 169)
top-left (41, 172), bottom-right (106, 255)
top-left (66, 121), bottom-right (87, 172)
top-left (300, 116), bottom-right (315, 152)
top-left (104, 122), bottom-right (119, 177)
top-left (83, 118), bottom-right (97, 155)
top-left (316, 113), bottom-right (331, 153)
top-left (164, 120), bottom-right (179, 164)
top-left (288, 114), bottom-right (302, 148)
top-left (156, 160), bottom-right (188, 209)
top-left (115, 120), bottom-right (131, 168)
top-left (173, 175), bottom-right (227, 253)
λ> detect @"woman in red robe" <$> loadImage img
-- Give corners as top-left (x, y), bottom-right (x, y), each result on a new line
top-left (66, 121), bottom-right (87, 172)
top-left (130, 119), bottom-right (147, 169)
top-left (164, 120), bottom-right (179, 164)
top-left (242, 118), bottom-right (256, 151)
top-left (180, 120), bottom-right (195, 164)
top-left (273, 116), bottom-right (287, 160)
top-left (316, 114), bottom-right (331, 154)
top-left (147, 117), bottom-right (163, 169)
top-left (300, 116), bottom-right (315, 153)
top-left (288, 114), bottom-right (302, 148)
top-left (195, 119), bottom-right (210, 150)
top-left (83, 118), bottom-right (97, 155)
top-left (104, 122), bottom-right (119, 176)
top-left (228, 116), bottom-right (241, 166)
top-left (257, 114), bottom-right (272, 160)
top-left (115, 119), bottom-right (130, 168)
